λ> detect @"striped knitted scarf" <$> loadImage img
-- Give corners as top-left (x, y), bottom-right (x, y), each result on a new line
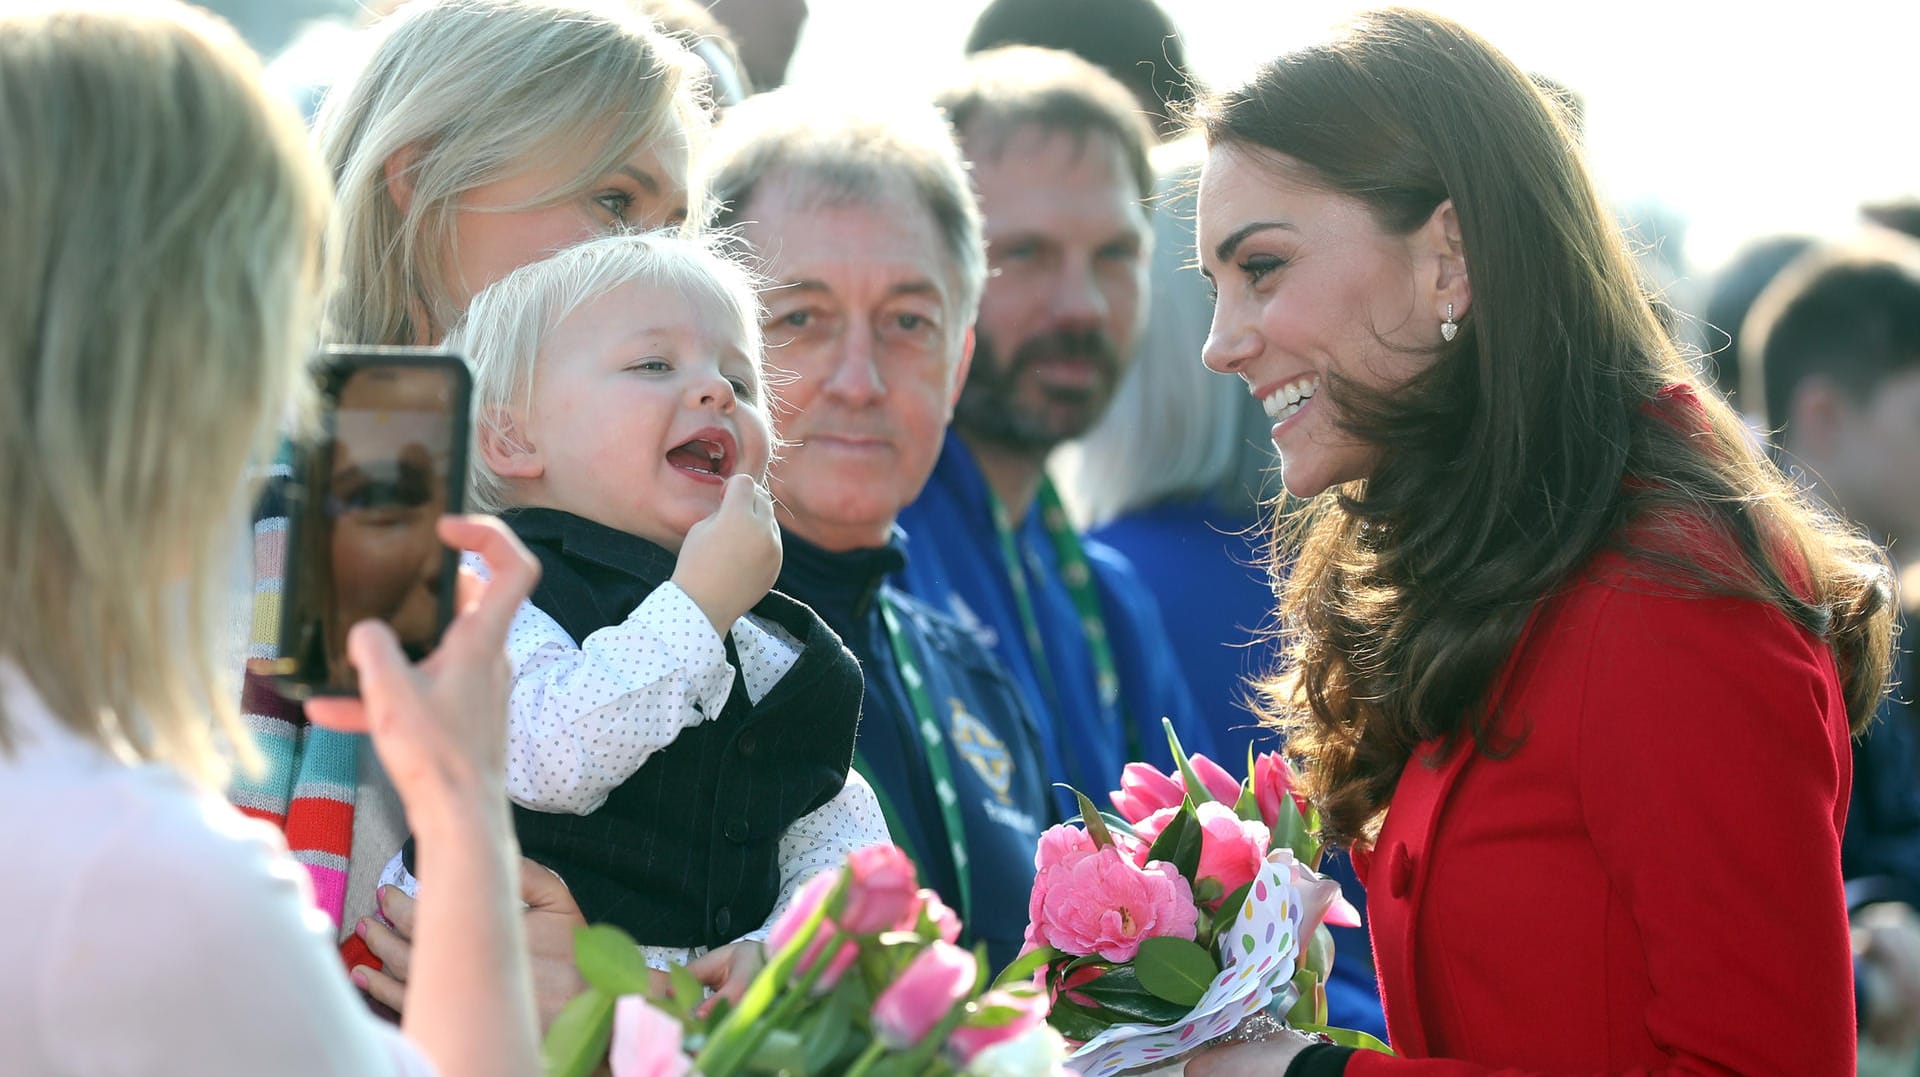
top-left (225, 472), bottom-right (381, 971)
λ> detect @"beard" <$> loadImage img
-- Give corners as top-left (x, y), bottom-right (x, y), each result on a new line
top-left (952, 325), bottom-right (1123, 455)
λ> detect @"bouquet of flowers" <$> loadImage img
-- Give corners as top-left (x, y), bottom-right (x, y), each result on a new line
top-left (542, 843), bottom-right (1077, 1077)
top-left (1020, 723), bottom-right (1388, 1075)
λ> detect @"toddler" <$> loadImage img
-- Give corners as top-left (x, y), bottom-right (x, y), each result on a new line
top-left (381, 233), bottom-right (886, 998)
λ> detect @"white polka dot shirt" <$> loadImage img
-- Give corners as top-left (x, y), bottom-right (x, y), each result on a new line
top-left (382, 570), bottom-right (890, 966)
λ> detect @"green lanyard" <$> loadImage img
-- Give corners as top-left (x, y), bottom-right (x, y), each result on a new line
top-left (987, 478), bottom-right (1134, 781)
top-left (854, 593), bottom-right (974, 925)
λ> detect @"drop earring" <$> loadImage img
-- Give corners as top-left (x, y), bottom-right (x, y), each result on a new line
top-left (1441, 303), bottom-right (1459, 342)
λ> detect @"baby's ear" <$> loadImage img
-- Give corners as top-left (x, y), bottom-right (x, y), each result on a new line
top-left (478, 408), bottom-right (542, 479)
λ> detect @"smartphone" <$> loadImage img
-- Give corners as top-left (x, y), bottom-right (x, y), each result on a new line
top-left (263, 349), bottom-right (471, 698)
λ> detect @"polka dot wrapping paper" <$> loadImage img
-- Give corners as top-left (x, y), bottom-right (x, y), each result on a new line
top-left (1066, 850), bottom-right (1311, 1076)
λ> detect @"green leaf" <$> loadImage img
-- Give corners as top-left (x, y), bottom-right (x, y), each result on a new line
top-left (801, 985), bottom-right (857, 1073)
top-left (1282, 965), bottom-right (1323, 1027)
top-left (662, 962), bottom-right (707, 1021)
top-left (1143, 802), bottom-right (1202, 881)
top-left (1295, 1023), bottom-right (1395, 1054)
top-left (1233, 781), bottom-right (1261, 824)
top-left (541, 987), bottom-right (616, 1077)
top-left (991, 943), bottom-right (1056, 989)
top-left (743, 1028), bottom-right (808, 1074)
top-left (574, 924), bottom-right (655, 996)
top-left (1236, 740), bottom-right (1262, 822)
top-left (1304, 923), bottom-right (1335, 981)
top-left (1046, 998), bottom-right (1119, 1042)
top-left (1072, 787), bottom-right (1116, 849)
top-left (1131, 936), bottom-right (1220, 1008)
top-left (1163, 718), bottom-right (1214, 804)
top-left (1213, 880), bottom-right (1256, 929)
top-left (1073, 964), bottom-right (1199, 1026)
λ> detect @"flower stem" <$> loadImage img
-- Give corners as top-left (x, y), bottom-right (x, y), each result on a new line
top-left (842, 1040), bottom-right (888, 1077)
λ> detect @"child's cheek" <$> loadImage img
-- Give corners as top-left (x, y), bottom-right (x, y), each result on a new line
top-left (743, 412), bottom-right (776, 481)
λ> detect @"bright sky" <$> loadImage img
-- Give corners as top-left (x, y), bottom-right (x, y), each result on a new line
top-left (787, 0), bottom-right (1920, 280)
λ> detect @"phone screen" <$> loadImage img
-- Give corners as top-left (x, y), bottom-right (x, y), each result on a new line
top-left (267, 353), bottom-right (470, 697)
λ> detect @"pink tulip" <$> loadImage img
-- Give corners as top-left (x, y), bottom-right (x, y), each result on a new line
top-left (872, 941), bottom-right (979, 1049)
top-left (1109, 754), bottom-right (1245, 824)
top-left (947, 989), bottom-right (1048, 1066)
top-left (767, 870), bottom-right (858, 990)
top-left (1128, 806), bottom-right (1178, 848)
top-left (1132, 803), bottom-right (1272, 911)
top-left (1108, 761), bottom-right (1185, 823)
top-left (609, 995), bottom-right (691, 1077)
top-left (1186, 753), bottom-right (1245, 806)
top-left (921, 889), bottom-right (963, 944)
top-left (1253, 752), bottom-right (1312, 832)
top-left (1027, 841), bottom-right (1199, 962)
top-left (1192, 803), bottom-right (1270, 907)
top-left (841, 844), bottom-right (920, 934)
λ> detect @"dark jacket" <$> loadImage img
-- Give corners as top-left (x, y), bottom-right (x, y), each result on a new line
top-left (503, 509), bottom-right (863, 948)
top-left (779, 529), bottom-right (1051, 972)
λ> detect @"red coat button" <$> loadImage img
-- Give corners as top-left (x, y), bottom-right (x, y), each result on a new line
top-left (1388, 843), bottom-right (1414, 899)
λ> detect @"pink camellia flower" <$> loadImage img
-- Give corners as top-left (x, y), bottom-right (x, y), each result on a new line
top-left (1253, 752), bottom-right (1313, 833)
top-left (1026, 824), bottom-right (1151, 949)
top-left (767, 870), bottom-right (858, 990)
top-left (1033, 822), bottom-right (1097, 869)
top-left (1028, 842), bottom-right (1199, 962)
top-left (871, 940), bottom-right (979, 1049)
top-left (840, 844), bottom-right (920, 934)
top-left (946, 988), bottom-right (1048, 1066)
top-left (609, 995), bottom-right (691, 1077)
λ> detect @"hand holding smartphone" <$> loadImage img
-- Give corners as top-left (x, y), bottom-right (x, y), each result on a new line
top-left (260, 349), bottom-right (471, 698)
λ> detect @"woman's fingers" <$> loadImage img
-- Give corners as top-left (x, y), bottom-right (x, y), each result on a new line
top-left (342, 619), bottom-right (414, 730)
top-left (358, 916), bottom-right (414, 982)
top-left (352, 964), bottom-right (407, 1014)
top-left (435, 515), bottom-right (538, 643)
top-left (303, 696), bottom-right (369, 733)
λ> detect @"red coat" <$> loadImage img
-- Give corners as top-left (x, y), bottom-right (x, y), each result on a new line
top-left (1348, 547), bottom-right (1857, 1076)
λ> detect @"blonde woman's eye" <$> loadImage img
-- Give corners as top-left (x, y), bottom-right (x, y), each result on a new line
top-left (596, 191), bottom-right (634, 222)
top-left (895, 313), bottom-right (928, 331)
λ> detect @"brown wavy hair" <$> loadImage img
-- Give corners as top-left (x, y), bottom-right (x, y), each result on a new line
top-left (1195, 9), bottom-right (1896, 848)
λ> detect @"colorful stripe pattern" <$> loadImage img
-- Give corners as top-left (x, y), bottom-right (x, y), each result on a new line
top-left (227, 473), bottom-right (368, 949)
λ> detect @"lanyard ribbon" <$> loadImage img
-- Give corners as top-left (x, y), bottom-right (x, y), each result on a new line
top-left (987, 478), bottom-right (1135, 795)
top-left (853, 592), bottom-right (974, 925)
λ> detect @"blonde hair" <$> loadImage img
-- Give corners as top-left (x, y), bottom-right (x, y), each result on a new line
top-left (0, 1), bottom-right (332, 782)
top-left (318, 0), bottom-right (710, 347)
top-left (703, 90), bottom-right (989, 336)
top-left (447, 232), bottom-right (765, 513)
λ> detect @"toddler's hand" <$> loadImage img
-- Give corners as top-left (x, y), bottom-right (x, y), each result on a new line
top-left (686, 940), bottom-right (767, 1017)
top-left (673, 473), bottom-right (781, 634)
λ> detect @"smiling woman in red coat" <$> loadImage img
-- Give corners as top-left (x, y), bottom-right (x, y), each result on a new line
top-left (1182, 9), bottom-right (1897, 1077)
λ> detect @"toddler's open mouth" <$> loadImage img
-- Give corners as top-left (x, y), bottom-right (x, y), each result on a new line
top-left (666, 429), bottom-right (735, 480)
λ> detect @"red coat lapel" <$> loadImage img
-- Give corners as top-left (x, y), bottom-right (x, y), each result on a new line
top-left (1367, 737), bottom-right (1475, 1058)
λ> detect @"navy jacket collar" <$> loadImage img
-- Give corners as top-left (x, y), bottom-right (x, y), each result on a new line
top-left (778, 528), bottom-right (908, 634)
